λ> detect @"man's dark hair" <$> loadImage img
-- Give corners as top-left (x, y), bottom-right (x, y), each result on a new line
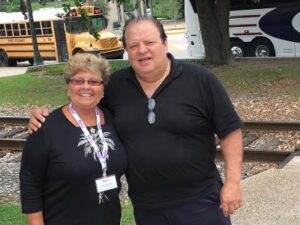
top-left (122, 16), bottom-right (167, 49)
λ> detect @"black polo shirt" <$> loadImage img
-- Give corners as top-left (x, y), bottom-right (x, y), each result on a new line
top-left (105, 54), bottom-right (242, 208)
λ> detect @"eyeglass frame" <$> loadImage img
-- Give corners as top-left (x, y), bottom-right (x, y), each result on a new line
top-left (68, 78), bottom-right (104, 86)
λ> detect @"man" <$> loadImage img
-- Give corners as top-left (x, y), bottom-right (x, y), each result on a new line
top-left (29, 16), bottom-right (243, 225)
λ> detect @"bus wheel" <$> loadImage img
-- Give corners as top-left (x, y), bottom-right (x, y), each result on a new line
top-left (230, 40), bottom-right (245, 58)
top-left (0, 51), bottom-right (9, 67)
top-left (250, 39), bottom-right (275, 57)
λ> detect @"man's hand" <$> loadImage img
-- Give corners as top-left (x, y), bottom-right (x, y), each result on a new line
top-left (220, 181), bottom-right (243, 217)
top-left (219, 128), bottom-right (243, 217)
top-left (28, 108), bottom-right (50, 134)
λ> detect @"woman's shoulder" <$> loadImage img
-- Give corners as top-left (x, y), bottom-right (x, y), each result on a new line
top-left (42, 106), bottom-right (65, 129)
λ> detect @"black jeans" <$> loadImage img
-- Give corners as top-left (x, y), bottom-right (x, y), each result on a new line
top-left (133, 189), bottom-right (231, 225)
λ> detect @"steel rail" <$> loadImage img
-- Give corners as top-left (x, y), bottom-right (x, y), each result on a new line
top-left (0, 116), bottom-right (29, 126)
top-left (0, 138), bottom-right (26, 150)
top-left (216, 148), bottom-right (294, 163)
top-left (1, 117), bottom-right (300, 131)
top-left (0, 136), bottom-right (295, 163)
top-left (243, 120), bottom-right (300, 131)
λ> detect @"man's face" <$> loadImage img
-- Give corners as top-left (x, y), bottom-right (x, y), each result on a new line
top-left (124, 20), bottom-right (168, 76)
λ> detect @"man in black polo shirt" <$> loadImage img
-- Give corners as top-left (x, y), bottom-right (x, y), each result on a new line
top-left (29, 16), bottom-right (243, 225)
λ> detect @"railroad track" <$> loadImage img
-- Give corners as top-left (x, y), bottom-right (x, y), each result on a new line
top-left (0, 116), bottom-right (300, 163)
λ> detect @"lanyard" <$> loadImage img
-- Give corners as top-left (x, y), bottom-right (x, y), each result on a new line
top-left (69, 103), bottom-right (109, 177)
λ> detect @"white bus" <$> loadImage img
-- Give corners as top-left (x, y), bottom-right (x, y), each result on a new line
top-left (185, 0), bottom-right (300, 58)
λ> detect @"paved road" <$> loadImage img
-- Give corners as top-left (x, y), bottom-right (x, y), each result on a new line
top-left (0, 67), bottom-right (27, 78)
top-left (232, 153), bottom-right (300, 225)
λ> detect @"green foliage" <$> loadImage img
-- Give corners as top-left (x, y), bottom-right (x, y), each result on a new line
top-left (94, 0), bottom-right (109, 15)
top-left (152, 0), bottom-right (184, 19)
top-left (0, 0), bottom-right (21, 12)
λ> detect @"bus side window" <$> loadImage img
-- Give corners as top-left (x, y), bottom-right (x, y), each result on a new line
top-left (42, 21), bottom-right (52, 35)
top-left (20, 23), bottom-right (27, 36)
top-left (34, 21), bottom-right (42, 35)
top-left (5, 24), bottom-right (12, 36)
top-left (0, 24), bottom-right (5, 36)
top-left (13, 23), bottom-right (20, 36)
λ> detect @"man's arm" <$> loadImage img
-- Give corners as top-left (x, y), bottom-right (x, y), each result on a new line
top-left (27, 211), bottom-right (44, 225)
top-left (28, 108), bottom-right (50, 133)
top-left (219, 128), bottom-right (243, 217)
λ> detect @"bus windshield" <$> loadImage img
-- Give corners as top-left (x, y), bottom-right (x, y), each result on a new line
top-left (65, 15), bottom-right (107, 33)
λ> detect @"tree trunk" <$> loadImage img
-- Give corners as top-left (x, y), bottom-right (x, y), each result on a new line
top-left (26, 0), bottom-right (43, 65)
top-left (195, 0), bottom-right (231, 65)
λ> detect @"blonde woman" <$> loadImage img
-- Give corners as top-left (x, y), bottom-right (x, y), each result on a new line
top-left (20, 53), bottom-right (127, 225)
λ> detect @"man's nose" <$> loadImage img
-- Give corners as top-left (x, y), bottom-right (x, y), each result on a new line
top-left (137, 43), bottom-right (147, 53)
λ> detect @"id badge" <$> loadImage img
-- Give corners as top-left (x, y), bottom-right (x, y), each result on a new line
top-left (95, 175), bottom-right (118, 193)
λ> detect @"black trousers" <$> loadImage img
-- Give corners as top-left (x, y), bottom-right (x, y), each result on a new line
top-left (133, 190), bottom-right (231, 225)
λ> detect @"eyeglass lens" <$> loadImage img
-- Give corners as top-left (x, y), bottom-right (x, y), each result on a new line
top-left (148, 98), bottom-right (155, 124)
top-left (70, 79), bottom-right (103, 86)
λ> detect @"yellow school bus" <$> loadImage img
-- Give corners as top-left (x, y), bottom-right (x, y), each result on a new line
top-left (0, 6), bottom-right (124, 66)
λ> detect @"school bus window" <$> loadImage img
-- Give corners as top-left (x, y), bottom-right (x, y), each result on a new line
top-left (65, 17), bottom-right (88, 33)
top-left (0, 24), bottom-right (5, 36)
top-left (26, 23), bottom-right (31, 35)
top-left (13, 23), bottom-right (20, 36)
top-left (20, 23), bottom-right (27, 36)
top-left (42, 21), bottom-right (52, 35)
top-left (91, 15), bottom-right (107, 31)
top-left (34, 21), bottom-right (42, 35)
top-left (5, 24), bottom-right (12, 36)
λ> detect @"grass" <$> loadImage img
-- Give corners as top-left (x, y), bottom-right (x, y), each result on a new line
top-left (0, 203), bottom-right (135, 225)
top-left (0, 204), bottom-right (26, 225)
top-left (1, 59), bottom-right (300, 108)
top-left (0, 61), bottom-right (131, 107)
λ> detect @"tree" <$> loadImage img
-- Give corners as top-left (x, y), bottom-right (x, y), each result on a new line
top-left (23, 0), bottom-right (43, 65)
top-left (190, 0), bottom-right (231, 65)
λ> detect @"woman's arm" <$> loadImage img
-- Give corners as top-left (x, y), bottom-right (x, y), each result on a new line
top-left (27, 211), bottom-right (44, 225)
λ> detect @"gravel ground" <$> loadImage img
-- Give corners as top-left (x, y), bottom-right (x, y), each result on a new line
top-left (0, 96), bottom-right (299, 204)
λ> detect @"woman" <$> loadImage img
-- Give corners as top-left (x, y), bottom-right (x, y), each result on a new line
top-left (20, 53), bottom-right (127, 225)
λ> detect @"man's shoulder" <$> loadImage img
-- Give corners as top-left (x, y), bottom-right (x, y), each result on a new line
top-left (111, 66), bottom-right (132, 79)
top-left (180, 60), bottom-right (209, 73)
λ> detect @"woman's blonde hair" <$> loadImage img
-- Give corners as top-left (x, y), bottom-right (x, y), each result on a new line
top-left (64, 53), bottom-right (110, 85)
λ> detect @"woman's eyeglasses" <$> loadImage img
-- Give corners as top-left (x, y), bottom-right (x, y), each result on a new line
top-left (148, 98), bottom-right (156, 124)
top-left (69, 79), bottom-right (104, 86)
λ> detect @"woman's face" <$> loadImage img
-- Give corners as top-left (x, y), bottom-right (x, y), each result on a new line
top-left (67, 71), bottom-right (104, 110)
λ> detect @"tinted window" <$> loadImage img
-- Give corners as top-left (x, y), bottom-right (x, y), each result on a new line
top-left (5, 24), bottom-right (12, 36)
top-left (0, 24), bottom-right (5, 36)
top-left (42, 21), bottom-right (52, 35)
top-left (20, 23), bottom-right (27, 35)
top-left (12, 23), bottom-right (19, 36)
top-left (34, 22), bottom-right (42, 35)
